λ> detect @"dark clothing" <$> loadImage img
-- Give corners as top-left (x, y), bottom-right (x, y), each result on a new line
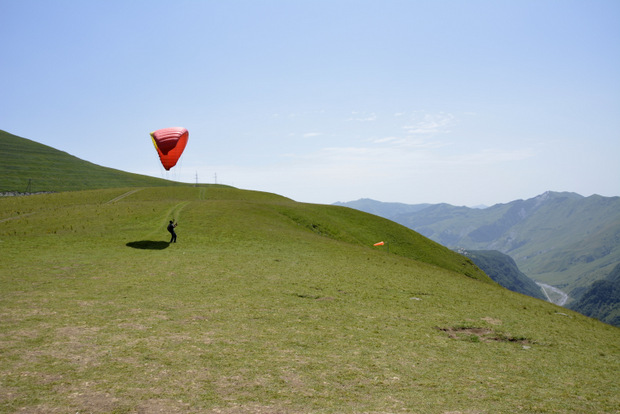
top-left (167, 222), bottom-right (177, 243)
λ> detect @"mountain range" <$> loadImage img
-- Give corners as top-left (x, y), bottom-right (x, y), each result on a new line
top-left (336, 193), bottom-right (620, 325)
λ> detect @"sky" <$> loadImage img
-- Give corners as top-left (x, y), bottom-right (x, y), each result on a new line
top-left (1, 0), bottom-right (619, 206)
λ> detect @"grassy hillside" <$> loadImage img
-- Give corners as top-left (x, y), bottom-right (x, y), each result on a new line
top-left (1, 187), bottom-right (618, 413)
top-left (0, 129), bottom-right (182, 192)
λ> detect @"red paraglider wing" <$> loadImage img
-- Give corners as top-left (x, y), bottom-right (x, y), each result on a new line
top-left (150, 127), bottom-right (189, 170)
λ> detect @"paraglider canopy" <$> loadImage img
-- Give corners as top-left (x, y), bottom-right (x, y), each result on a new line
top-left (150, 127), bottom-right (189, 170)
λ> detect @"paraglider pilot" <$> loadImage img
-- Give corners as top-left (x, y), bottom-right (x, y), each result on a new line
top-left (167, 220), bottom-right (178, 243)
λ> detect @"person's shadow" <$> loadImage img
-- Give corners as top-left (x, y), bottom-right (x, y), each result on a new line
top-left (126, 240), bottom-right (170, 250)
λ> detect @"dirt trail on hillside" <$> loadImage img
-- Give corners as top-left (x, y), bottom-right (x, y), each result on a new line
top-left (0, 212), bottom-right (36, 224)
top-left (105, 188), bottom-right (143, 204)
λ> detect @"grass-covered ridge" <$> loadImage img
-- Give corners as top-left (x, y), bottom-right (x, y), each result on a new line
top-left (0, 129), bottom-right (182, 192)
top-left (1, 187), bottom-right (619, 413)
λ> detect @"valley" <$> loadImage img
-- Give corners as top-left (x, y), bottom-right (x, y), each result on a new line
top-left (537, 283), bottom-right (569, 306)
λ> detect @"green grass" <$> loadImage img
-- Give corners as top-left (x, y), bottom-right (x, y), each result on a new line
top-left (0, 129), bottom-right (184, 192)
top-left (1, 187), bottom-right (619, 413)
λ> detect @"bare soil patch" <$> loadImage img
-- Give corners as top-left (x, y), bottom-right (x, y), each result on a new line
top-left (438, 326), bottom-right (532, 344)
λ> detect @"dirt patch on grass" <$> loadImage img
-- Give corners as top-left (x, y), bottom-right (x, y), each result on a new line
top-left (207, 403), bottom-right (292, 413)
top-left (438, 326), bottom-right (532, 344)
top-left (68, 390), bottom-right (121, 413)
top-left (480, 316), bottom-right (502, 325)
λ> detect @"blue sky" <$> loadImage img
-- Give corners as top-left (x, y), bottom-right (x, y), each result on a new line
top-left (2, 0), bottom-right (619, 206)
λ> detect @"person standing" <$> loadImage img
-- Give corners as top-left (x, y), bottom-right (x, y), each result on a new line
top-left (167, 220), bottom-right (177, 243)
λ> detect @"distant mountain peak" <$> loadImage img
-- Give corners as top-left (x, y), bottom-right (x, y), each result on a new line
top-left (534, 190), bottom-right (583, 201)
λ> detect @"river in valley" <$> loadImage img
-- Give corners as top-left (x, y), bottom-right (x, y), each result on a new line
top-left (536, 282), bottom-right (569, 306)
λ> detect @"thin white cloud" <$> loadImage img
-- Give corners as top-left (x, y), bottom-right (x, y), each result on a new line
top-left (372, 136), bottom-right (404, 144)
top-left (347, 112), bottom-right (377, 122)
top-left (403, 113), bottom-right (455, 135)
top-left (372, 136), bottom-right (449, 149)
top-left (189, 108), bottom-right (536, 204)
top-left (191, 141), bottom-right (538, 205)
top-left (282, 140), bottom-right (534, 173)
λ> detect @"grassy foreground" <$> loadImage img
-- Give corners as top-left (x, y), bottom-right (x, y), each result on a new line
top-left (1, 187), bottom-right (618, 413)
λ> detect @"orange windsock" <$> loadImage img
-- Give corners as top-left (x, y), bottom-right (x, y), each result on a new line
top-left (373, 241), bottom-right (385, 246)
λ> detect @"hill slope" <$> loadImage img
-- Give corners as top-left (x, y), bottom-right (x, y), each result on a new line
top-left (1, 187), bottom-right (618, 413)
top-left (460, 250), bottom-right (547, 301)
top-left (0, 129), bottom-right (181, 192)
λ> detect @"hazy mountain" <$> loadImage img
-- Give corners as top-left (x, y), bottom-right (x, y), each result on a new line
top-left (333, 198), bottom-right (431, 217)
top-left (568, 263), bottom-right (620, 326)
top-left (459, 249), bottom-right (547, 301)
